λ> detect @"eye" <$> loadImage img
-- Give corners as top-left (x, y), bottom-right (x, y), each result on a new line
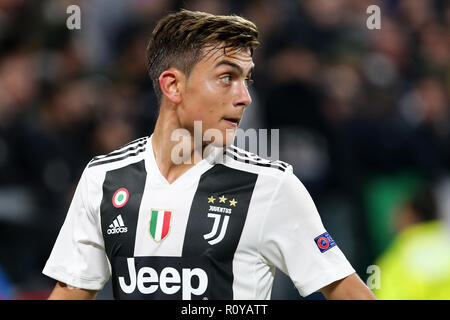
top-left (245, 78), bottom-right (254, 87)
top-left (220, 75), bottom-right (232, 85)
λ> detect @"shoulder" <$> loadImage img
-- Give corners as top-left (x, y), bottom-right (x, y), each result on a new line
top-left (222, 144), bottom-right (293, 179)
top-left (222, 146), bottom-right (315, 206)
top-left (75, 136), bottom-right (150, 206)
top-left (86, 136), bottom-right (150, 173)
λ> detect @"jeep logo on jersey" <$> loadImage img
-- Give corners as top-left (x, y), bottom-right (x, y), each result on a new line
top-left (149, 209), bottom-right (172, 241)
top-left (112, 188), bottom-right (129, 208)
top-left (118, 258), bottom-right (208, 299)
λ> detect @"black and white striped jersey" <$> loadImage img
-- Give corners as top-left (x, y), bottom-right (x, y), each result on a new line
top-left (43, 135), bottom-right (355, 300)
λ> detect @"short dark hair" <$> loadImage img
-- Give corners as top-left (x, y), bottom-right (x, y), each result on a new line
top-left (146, 9), bottom-right (259, 104)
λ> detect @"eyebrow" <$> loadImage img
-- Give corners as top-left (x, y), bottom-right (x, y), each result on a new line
top-left (214, 60), bottom-right (254, 77)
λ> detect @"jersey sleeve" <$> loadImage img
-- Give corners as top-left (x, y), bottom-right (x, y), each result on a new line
top-left (259, 170), bottom-right (355, 297)
top-left (42, 167), bottom-right (110, 291)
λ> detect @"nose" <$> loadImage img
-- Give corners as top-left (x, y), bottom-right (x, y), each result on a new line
top-left (233, 81), bottom-right (252, 108)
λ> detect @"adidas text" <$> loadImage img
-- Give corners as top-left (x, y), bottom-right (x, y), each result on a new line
top-left (107, 215), bottom-right (127, 234)
top-left (107, 227), bottom-right (128, 234)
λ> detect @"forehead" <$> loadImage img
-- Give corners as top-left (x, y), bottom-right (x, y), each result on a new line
top-left (198, 45), bottom-right (254, 71)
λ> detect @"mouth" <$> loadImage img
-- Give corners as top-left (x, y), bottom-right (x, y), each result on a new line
top-left (223, 116), bottom-right (241, 127)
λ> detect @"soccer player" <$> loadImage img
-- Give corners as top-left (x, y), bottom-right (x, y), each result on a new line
top-left (43, 9), bottom-right (376, 300)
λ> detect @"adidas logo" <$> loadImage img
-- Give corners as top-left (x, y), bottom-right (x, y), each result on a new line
top-left (107, 215), bottom-right (128, 234)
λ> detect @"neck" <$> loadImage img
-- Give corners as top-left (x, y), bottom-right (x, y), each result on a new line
top-left (151, 103), bottom-right (205, 183)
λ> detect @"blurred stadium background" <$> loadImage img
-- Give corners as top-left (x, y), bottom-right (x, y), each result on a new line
top-left (0, 0), bottom-right (449, 300)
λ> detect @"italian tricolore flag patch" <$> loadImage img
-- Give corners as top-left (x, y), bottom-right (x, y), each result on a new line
top-left (149, 209), bottom-right (172, 241)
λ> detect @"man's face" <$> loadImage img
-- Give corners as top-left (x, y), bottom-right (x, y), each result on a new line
top-left (178, 46), bottom-right (254, 147)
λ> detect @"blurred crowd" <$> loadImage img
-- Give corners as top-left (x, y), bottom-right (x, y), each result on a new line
top-left (0, 0), bottom-right (449, 299)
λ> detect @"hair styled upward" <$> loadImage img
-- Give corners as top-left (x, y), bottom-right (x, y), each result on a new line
top-left (146, 9), bottom-right (259, 104)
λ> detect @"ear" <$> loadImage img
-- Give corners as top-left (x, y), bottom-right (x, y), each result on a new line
top-left (158, 68), bottom-right (184, 104)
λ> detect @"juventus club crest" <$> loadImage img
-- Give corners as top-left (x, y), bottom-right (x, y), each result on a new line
top-left (203, 195), bottom-right (237, 245)
top-left (149, 209), bottom-right (173, 242)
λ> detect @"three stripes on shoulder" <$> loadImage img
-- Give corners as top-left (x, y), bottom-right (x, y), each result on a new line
top-left (225, 145), bottom-right (290, 172)
top-left (88, 136), bottom-right (149, 168)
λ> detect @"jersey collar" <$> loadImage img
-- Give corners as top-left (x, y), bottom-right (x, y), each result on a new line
top-left (145, 134), bottom-right (224, 188)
